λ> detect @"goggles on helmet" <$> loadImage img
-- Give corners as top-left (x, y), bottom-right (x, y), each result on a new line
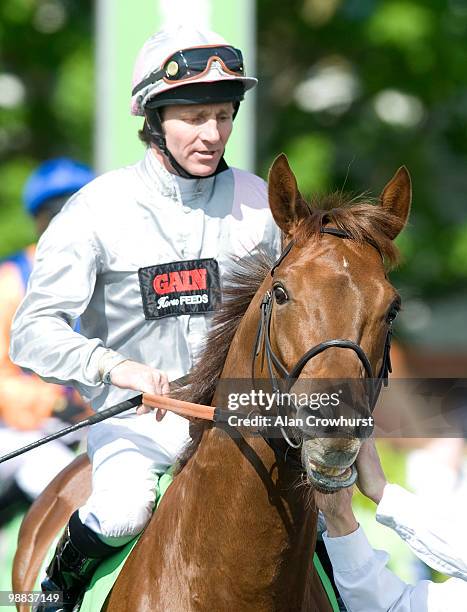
top-left (132, 45), bottom-right (244, 97)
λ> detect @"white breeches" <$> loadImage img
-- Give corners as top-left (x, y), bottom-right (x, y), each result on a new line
top-left (0, 422), bottom-right (76, 499)
top-left (78, 410), bottom-right (190, 545)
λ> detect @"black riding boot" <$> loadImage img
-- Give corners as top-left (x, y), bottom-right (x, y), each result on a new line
top-left (37, 510), bottom-right (121, 612)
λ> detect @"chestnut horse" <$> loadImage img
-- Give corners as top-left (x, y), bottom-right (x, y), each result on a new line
top-left (13, 154), bottom-right (410, 611)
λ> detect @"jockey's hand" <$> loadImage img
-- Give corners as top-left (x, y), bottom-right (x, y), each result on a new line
top-left (314, 486), bottom-right (358, 538)
top-left (108, 360), bottom-right (169, 421)
top-left (355, 438), bottom-right (387, 504)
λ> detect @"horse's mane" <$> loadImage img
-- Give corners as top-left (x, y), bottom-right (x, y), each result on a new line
top-left (171, 247), bottom-right (274, 473)
top-left (173, 193), bottom-right (401, 474)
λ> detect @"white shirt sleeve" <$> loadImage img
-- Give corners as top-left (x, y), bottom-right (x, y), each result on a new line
top-left (376, 483), bottom-right (467, 580)
top-left (323, 526), bottom-right (466, 612)
top-left (9, 193), bottom-right (108, 398)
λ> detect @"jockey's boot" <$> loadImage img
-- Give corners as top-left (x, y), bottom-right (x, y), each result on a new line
top-left (37, 510), bottom-right (121, 612)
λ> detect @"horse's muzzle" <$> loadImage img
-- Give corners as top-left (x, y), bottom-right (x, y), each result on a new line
top-left (301, 439), bottom-right (360, 492)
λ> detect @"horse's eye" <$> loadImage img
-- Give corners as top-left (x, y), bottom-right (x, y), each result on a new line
top-left (273, 283), bottom-right (288, 305)
top-left (386, 302), bottom-right (400, 323)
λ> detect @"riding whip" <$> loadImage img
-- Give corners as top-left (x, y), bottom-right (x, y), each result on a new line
top-left (0, 390), bottom-right (232, 465)
top-left (0, 395), bottom-right (143, 465)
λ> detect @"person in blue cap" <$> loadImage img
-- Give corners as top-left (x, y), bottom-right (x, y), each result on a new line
top-left (23, 158), bottom-right (96, 235)
top-left (0, 158), bottom-right (95, 525)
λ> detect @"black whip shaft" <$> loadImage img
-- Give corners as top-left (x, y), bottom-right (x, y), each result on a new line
top-left (0, 394), bottom-right (143, 465)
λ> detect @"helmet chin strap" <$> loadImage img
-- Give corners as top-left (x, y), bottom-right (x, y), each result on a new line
top-left (146, 111), bottom-right (228, 180)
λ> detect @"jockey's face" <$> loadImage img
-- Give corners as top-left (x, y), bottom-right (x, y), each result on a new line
top-left (160, 102), bottom-right (234, 176)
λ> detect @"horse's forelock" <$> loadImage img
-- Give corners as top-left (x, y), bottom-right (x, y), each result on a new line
top-left (294, 193), bottom-right (401, 268)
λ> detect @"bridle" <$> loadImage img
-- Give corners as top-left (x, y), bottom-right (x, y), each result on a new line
top-left (251, 227), bottom-right (393, 450)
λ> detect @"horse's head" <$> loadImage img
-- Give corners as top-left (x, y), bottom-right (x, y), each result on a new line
top-left (262, 154), bottom-right (411, 492)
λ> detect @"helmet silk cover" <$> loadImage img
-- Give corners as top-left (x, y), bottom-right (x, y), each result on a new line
top-left (131, 25), bottom-right (257, 115)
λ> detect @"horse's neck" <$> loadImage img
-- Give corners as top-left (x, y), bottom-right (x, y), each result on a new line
top-left (185, 426), bottom-right (318, 606)
top-left (185, 293), bottom-right (319, 605)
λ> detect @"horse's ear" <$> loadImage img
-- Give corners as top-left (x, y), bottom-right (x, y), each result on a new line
top-left (268, 154), bottom-right (309, 235)
top-left (380, 166), bottom-right (411, 240)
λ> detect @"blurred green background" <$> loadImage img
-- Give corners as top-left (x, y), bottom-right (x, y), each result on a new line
top-left (1, 0), bottom-right (466, 348)
top-left (0, 0), bottom-right (93, 254)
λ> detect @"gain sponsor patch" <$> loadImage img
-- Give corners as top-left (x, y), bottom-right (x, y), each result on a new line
top-left (138, 258), bottom-right (220, 319)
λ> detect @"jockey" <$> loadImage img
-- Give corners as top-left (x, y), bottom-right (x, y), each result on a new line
top-left (0, 159), bottom-right (94, 524)
top-left (10, 25), bottom-right (280, 611)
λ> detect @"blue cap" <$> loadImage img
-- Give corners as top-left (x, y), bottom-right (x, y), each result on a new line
top-left (23, 158), bottom-right (95, 215)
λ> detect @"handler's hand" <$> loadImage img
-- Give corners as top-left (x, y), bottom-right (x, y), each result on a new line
top-left (314, 487), bottom-right (358, 538)
top-left (108, 360), bottom-right (169, 421)
top-left (355, 438), bottom-right (387, 504)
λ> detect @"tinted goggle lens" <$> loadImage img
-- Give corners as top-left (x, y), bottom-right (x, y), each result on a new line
top-left (163, 46), bottom-right (244, 80)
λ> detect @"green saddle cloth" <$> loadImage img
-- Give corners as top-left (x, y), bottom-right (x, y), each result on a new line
top-left (79, 471), bottom-right (339, 612)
